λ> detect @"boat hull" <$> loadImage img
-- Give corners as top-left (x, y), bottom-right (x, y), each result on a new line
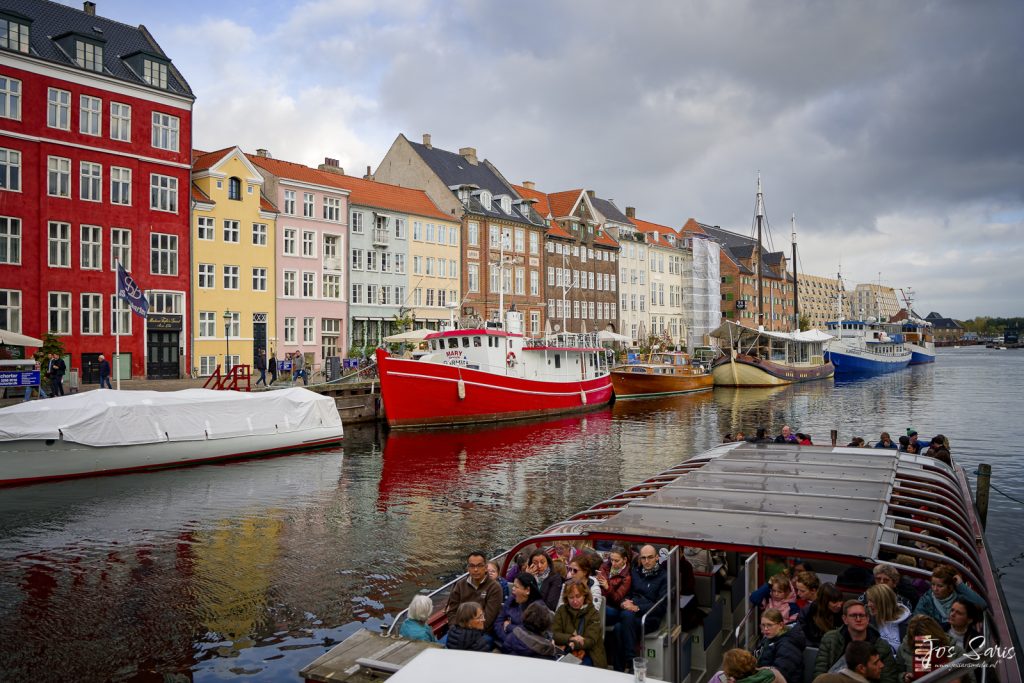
top-left (376, 349), bottom-right (613, 428)
top-left (610, 369), bottom-right (713, 398)
top-left (711, 355), bottom-right (834, 387)
top-left (825, 349), bottom-right (911, 374)
top-left (0, 426), bottom-right (344, 486)
top-left (907, 342), bottom-right (936, 364)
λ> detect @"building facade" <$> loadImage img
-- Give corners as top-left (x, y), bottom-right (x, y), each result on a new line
top-left (631, 216), bottom-right (686, 346)
top-left (848, 283), bottom-right (900, 322)
top-left (797, 272), bottom-right (848, 329)
top-left (249, 152), bottom-right (349, 370)
top-left (374, 134), bottom-right (548, 335)
top-left (0, 0), bottom-right (194, 380)
top-left (608, 213), bottom-right (650, 343)
top-left (190, 147), bottom-right (277, 376)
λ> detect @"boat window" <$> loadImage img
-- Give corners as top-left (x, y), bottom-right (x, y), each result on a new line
top-left (663, 356), bottom-right (672, 365)
top-left (461, 337), bottom-right (470, 348)
top-left (447, 338), bottom-right (458, 349)
top-left (554, 354), bottom-right (561, 369)
top-left (473, 336), bottom-right (482, 347)
top-left (675, 356), bottom-right (685, 366)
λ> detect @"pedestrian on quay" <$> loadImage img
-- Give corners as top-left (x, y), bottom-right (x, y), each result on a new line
top-left (22, 360), bottom-right (48, 401)
top-left (48, 353), bottom-right (66, 396)
top-left (98, 354), bottom-right (113, 389)
top-left (268, 349), bottom-right (278, 385)
top-left (292, 349), bottom-right (308, 386)
top-left (255, 350), bottom-right (267, 387)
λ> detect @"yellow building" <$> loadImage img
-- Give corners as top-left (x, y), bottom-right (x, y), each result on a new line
top-left (191, 147), bottom-right (278, 376)
top-left (798, 273), bottom-right (849, 329)
top-left (410, 215), bottom-right (462, 329)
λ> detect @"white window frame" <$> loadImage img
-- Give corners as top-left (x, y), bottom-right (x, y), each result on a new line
top-left (0, 288), bottom-right (21, 332)
top-left (151, 112), bottom-right (180, 151)
top-left (283, 270), bottom-right (297, 297)
top-left (323, 196), bottom-right (341, 222)
top-left (197, 216), bottom-right (214, 241)
top-left (283, 228), bottom-right (296, 256)
top-left (0, 76), bottom-right (22, 121)
top-left (149, 173), bottom-right (178, 213)
top-left (0, 216), bottom-right (20, 265)
top-left (252, 223), bottom-right (268, 246)
top-left (81, 293), bottom-right (102, 334)
top-left (222, 265), bottom-right (240, 290)
top-left (79, 95), bottom-right (101, 135)
top-left (111, 228), bottom-right (131, 270)
top-left (303, 317), bottom-right (315, 344)
top-left (252, 267), bottom-right (268, 292)
top-left (323, 274), bottom-right (341, 299)
top-left (302, 230), bottom-right (315, 257)
top-left (47, 88), bottom-right (70, 130)
top-left (143, 59), bottom-right (168, 89)
top-left (0, 147), bottom-right (20, 192)
top-left (149, 233), bottom-right (178, 276)
top-left (110, 102), bottom-right (131, 141)
top-left (48, 156), bottom-right (71, 198)
top-left (80, 161), bottom-right (102, 202)
top-left (351, 211), bottom-right (363, 234)
top-left (198, 263), bottom-right (215, 289)
top-left (223, 219), bottom-right (240, 243)
top-left (283, 190), bottom-right (296, 215)
top-left (303, 192), bottom-right (314, 218)
top-left (302, 271), bottom-right (316, 298)
top-left (76, 40), bottom-right (103, 72)
top-left (110, 166), bottom-right (131, 205)
top-left (48, 291), bottom-right (72, 335)
top-left (48, 221), bottom-right (71, 268)
top-left (80, 224), bottom-right (102, 270)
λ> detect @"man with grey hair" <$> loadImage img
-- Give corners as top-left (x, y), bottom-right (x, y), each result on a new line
top-left (611, 544), bottom-right (667, 671)
top-left (857, 563), bottom-right (918, 611)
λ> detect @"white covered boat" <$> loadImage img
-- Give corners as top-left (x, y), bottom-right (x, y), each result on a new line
top-left (0, 388), bottom-right (344, 486)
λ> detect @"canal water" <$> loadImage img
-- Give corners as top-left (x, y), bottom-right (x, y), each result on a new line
top-left (0, 347), bottom-right (1021, 681)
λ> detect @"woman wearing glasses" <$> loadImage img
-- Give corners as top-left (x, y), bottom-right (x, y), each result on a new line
top-left (754, 609), bottom-right (805, 683)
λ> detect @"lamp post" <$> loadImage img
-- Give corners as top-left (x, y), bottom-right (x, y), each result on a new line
top-left (223, 309), bottom-right (232, 371)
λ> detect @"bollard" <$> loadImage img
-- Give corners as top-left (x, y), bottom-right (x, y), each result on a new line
top-left (976, 464), bottom-right (991, 529)
top-left (830, 429), bottom-right (838, 447)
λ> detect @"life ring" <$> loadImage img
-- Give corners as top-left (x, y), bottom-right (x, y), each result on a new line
top-left (506, 352), bottom-right (517, 368)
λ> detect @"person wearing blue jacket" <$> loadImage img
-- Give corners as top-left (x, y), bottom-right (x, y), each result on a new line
top-left (503, 601), bottom-right (559, 659)
top-left (913, 564), bottom-right (986, 623)
top-left (610, 544), bottom-right (667, 672)
top-left (494, 572), bottom-right (543, 652)
top-left (874, 432), bottom-right (897, 449)
top-left (398, 595), bottom-right (437, 642)
top-left (755, 608), bottom-right (805, 683)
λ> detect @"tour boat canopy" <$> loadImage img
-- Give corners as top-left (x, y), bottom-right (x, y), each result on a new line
top-left (710, 321), bottom-right (833, 344)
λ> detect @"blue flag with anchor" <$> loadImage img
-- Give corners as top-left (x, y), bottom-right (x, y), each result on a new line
top-left (116, 262), bottom-right (149, 318)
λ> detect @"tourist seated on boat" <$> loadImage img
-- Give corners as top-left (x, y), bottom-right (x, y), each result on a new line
top-left (794, 571), bottom-right (821, 609)
top-left (503, 601), bottom-right (560, 660)
top-left (754, 608), bottom-right (806, 683)
top-left (897, 436), bottom-right (917, 454)
top-left (812, 640), bottom-right (886, 683)
top-left (494, 572), bottom-right (544, 652)
top-left (906, 429), bottom-right (930, 452)
top-left (797, 433), bottom-right (813, 445)
top-left (399, 595), bottom-right (438, 642)
top-left (560, 552), bottom-right (602, 610)
top-left (723, 433), bottom-right (735, 443)
top-left (890, 555), bottom-right (930, 599)
top-left (913, 564), bottom-right (986, 623)
top-left (597, 544), bottom-right (632, 627)
top-left (445, 601), bottom-right (492, 652)
top-left (775, 425), bottom-right (798, 444)
top-left (609, 544), bottom-right (668, 672)
top-left (710, 648), bottom-right (786, 683)
top-left (927, 447), bottom-right (952, 466)
top-left (814, 600), bottom-right (900, 683)
top-left (445, 550), bottom-right (504, 634)
top-left (943, 598), bottom-right (983, 651)
top-left (874, 432), bottom-right (897, 449)
top-left (748, 427), bottom-right (773, 443)
top-left (527, 550), bottom-right (564, 611)
top-left (897, 615), bottom-right (964, 681)
top-left (488, 560), bottom-right (510, 602)
top-left (750, 573), bottom-right (800, 624)
top-left (858, 563), bottom-right (919, 611)
top-left (553, 579), bottom-right (607, 667)
top-left (865, 584), bottom-right (911, 652)
top-left (735, 431), bottom-right (747, 442)
top-left (847, 437), bottom-right (867, 448)
top-left (795, 582), bottom-right (845, 648)
top-left (505, 552), bottom-right (528, 583)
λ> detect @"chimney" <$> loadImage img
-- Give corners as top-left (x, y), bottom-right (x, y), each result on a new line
top-left (522, 180), bottom-right (535, 190)
top-left (422, 133), bottom-right (432, 149)
top-left (587, 190), bottom-right (595, 199)
top-left (83, 1), bottom-right (96, 15)
top-left (625, 206), bottom-right (636, 219)
top-left (364, 165), bottom-right (372, 180)
top-left (317, 157), bottom-right (344, 175)
top-left (459, 147), bottom-right (478, 165)
top-left (255, 148), bottom-right (270, 158)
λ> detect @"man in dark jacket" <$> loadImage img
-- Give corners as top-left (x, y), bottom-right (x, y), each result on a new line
top-left (610, 544), bottom-right (667, 671)
top-left (98, 354), bottom-right (112, 389)
top-left (49, 353), bottom-right (66, 396)
top-left (444, 551), bottom-right (503, 634)
top-left (255, 350), bottom-right (267, 386)
top-left (815, 601), bottom-right (898, 683)
top-left (813, 640), bottom-right (885, 683)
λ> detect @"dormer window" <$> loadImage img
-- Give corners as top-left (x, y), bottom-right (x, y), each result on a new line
top-left (228, 177), bottom-right (241, 200)
top-left (0, 16), bottom-right (30, 53)
top-left (143, 59), bottom-right (167, 88)
top-left (479, 190), bottom-right (492, 211)
top-left (76, 40), bottom-right (103, 72)
top-left (500, 195), bottom-right (512, 214)
top-left (458, 188), bottom-right (470, 206)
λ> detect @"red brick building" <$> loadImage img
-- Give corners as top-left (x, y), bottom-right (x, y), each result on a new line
top-left (0, 0), bottom-right (194, 380)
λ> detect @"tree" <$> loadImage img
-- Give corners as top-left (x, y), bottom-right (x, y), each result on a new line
top-left (798, 314), bottom-right (811, 331)
top-left (33, 333), bottom-right (66, 391)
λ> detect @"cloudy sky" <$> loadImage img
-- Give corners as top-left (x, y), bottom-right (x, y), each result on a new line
top-left (74, 0), bottom-right (1023, 318)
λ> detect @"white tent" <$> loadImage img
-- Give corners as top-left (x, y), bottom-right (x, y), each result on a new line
top-left (597, 329), bottom-right (631, 343)
top-left (383, 328), bottom-right (433, 343)
top-left (0, 329), bottom-right (43, 347)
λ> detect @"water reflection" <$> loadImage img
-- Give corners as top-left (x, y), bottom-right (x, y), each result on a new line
top-left (0, 349), bottom-right (1020, 682)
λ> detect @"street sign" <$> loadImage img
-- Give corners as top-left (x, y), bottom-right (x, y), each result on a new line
top-left (0, 370), bottom-right (40, 387)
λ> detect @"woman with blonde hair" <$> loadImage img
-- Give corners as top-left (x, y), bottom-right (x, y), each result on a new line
top-left (866, 583), bottom-right (911, 651)
top-left (898, 615), bottom-right (963, 680)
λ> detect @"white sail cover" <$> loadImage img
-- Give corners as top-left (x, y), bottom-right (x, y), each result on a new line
top-left (709, 321), bottom-right (833, 343)
top-left (0, 388), bottom-right (342, 446)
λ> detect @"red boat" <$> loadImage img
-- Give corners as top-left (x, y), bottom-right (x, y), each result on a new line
top-left (375, 313), bottom-right (613, 429)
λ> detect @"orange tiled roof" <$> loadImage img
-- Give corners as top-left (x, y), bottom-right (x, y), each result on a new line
top-left (513, 183), bottom-right (551, 218)
top-left (260, 194), bottom-right (279, 213)
top-left (594, 228), bottom-right (620, 248)
top-left (192, 146), bottom-right (235, 172)
top-left (191, 181), bottom-right (212, 204)
top-left (547, 189), bottom-right (583, 218)
top-left (630, 216), bottom-right (678, 248)
top-left (546, 223), bottom-right (574, 239)
top-left (247, 155), bottom-right (451, 222)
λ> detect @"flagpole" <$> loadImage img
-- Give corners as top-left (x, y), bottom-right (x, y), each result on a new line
top-left (115, 258), bottom-right (121, 390)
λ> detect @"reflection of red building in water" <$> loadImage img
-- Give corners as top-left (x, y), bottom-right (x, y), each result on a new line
top-left (0, 0), bottom-right (193, 380)
top-left (377, 411), bottom-right (613, 509)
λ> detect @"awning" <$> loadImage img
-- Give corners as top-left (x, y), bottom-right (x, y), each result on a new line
top-left (0, 329), bottom-right (43, 347)
top-left (597, 329), bottom-right (631, 343)
top-left (383, 328), bottom-right (433, 342)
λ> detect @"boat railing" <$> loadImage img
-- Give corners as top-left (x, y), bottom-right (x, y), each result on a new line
top-left (386, 549), bottom-right (510, 637)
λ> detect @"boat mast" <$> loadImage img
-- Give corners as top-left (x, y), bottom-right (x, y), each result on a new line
top-left (836, 262), bottom-right (844, 321)
top-left (755, 174), bottom-right (765, 330)
top-left (791, 214), bottom-right (798, 332)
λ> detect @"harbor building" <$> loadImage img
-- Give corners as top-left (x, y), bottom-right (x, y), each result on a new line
top-left (848, 283), bottom-right (900, 321)
top-left (606, 212), bottom-right (651, 343)
top-left (190, 147), bottom-right (277, 376)
top-left (374, 134), bottom-right (549, 335)
top-left (0, 0), bottom-right (194, 381)
top-left (797, 273), bottom-right (849, 330)
top-left (513, 185), bottom-right (620, 336)
top-left (248, 151), bottom-right (350, 371)
top-left (630, 214), bottom-right (686, 346)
